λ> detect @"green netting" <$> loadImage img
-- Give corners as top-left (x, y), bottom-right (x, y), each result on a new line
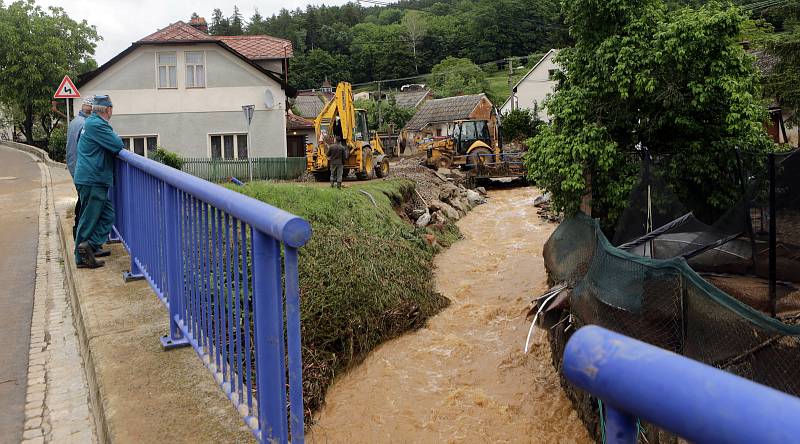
top-left (542, 213), bottom-right (800, 443)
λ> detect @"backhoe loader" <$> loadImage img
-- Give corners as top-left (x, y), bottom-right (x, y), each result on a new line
top-left (306, 82), bottom-right (389, 181)
top-left (420, 112), bottom-right (525, 182)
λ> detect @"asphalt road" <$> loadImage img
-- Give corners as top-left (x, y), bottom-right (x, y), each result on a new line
top-left (0, 145), bottom-right (41, 443)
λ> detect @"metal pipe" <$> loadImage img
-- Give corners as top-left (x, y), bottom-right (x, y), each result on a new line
top-left (564, 325), bottom-right (800, 444)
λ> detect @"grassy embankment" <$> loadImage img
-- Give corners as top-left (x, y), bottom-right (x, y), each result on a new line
top-left (233, 179), bottom-right (460, 415)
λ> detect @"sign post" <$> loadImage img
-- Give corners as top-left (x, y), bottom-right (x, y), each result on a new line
top-left (242, 105), bottom-right (255, 182)
top-left (54, 75), bottom-right (81, 127)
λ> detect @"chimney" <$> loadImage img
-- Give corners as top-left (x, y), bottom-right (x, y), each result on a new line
top-left (190, 16), bottom-right (208, 33)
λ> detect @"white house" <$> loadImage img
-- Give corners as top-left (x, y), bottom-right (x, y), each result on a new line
top-left (500, 49), bottom-right (560, 122)
top-left (76, 20), bottom-right (295, 159)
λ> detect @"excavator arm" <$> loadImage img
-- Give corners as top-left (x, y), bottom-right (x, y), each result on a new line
top-left (313, 82), bottom-right (356, 143)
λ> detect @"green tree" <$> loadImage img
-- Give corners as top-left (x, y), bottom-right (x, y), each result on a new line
top-left (401, 11), bottom-right (427, 74)
top-left (209, 8), bottom-right (230, 35)
top-left (290, 49), bottom-right (351, 90)
top-left (428, 57), bottom-right (489, 98)
top-left (501, 108), bottom-right (543, 142)
top-left (525, 0), bottom-right (772, 227)
top-left (229, 6), bottom-right (244, 35)
top-left (761, 2), bottom-right (800, 126)
top-left (349, 23), bottom-right (415, 83)
top-left (0, 0), bottom-right (99, 146)
top-left (354, 96), bottom-right (414, 132)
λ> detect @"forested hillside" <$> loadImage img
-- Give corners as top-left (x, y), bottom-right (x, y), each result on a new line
top-left (198, 0), bottom-right (568, 90)
top-left (198, 0), bottom-right (799, 110)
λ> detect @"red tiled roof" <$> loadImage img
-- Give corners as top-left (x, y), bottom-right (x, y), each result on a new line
top-left (218, 35), bottom-right (293, 60)
top-left (139, 21), bottom-right (215, 42)
top-left (287, 113), bottom-right (314, 130)
top-left (138, 22), bottom-right (293, 60)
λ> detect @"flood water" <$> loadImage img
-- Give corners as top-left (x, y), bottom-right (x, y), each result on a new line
top-left (308, 187), bottom-right (591, 444)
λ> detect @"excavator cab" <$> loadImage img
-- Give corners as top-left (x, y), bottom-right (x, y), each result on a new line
top-left (452, 120), bottom-right (492, 155)
top-left (354, 109), bottom-right (370, 142)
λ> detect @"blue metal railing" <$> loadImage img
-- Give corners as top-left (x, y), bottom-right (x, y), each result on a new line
top-left (111, 149), bottom-right (312, 443)
top-left (564, 325), bottom-right (800, 444)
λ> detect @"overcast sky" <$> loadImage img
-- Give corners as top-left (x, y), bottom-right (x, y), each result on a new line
top-left (35, 1), bottom-right (352, 65)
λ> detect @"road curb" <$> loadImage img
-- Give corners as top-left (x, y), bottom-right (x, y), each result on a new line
top-left (55, 211), bottom-right (109, 444)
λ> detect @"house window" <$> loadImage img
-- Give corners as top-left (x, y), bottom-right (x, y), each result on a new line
top-left (158, 52), bottom-right (177, 88)
top-left (121, 135), bottom-right (158, 157)
top-left (185, 51), bottom-right (206, 88)
top-left (210, 134), bottom-right (248, 159)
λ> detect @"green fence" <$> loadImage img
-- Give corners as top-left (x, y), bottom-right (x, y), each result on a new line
top-left (181, 157), bottom-right (307, 182)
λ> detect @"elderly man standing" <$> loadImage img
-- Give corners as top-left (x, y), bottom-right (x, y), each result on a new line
top-left (73, 95), bottom-right (124, 269)
top-left (66, 96), bottom-right (94, 239)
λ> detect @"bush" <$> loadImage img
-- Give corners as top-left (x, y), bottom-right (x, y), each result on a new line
top-left (501, 107), bottom-right (543, 143)
top-left (48, 125), bottom-right (67, 163)
top-left (149, 147), bottom-right (183, 169)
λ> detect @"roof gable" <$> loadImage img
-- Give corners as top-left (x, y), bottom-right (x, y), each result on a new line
top-left (404, 94), bottom-right (487, 131)
top-left (293, 91), bottom-right (334, 118)
top-left (139, 21), bottom-right (215, 43)
top-left (512, 49), bottom-right (559, 91)
top-left (394, 89), bottom-right (430, 109)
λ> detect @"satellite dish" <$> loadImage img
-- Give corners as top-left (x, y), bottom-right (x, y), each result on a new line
top-left (264, 88), bottom-right (275, 109)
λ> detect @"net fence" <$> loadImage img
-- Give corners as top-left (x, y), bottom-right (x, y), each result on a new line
top-left (538, 150), bottom-right (800, 443)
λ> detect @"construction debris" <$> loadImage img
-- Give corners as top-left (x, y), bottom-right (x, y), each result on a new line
top-left (388, 156), bottom-right (487, 226)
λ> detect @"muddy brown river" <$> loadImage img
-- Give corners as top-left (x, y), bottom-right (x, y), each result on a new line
top-left (308, 187), bottom-right (591, 444)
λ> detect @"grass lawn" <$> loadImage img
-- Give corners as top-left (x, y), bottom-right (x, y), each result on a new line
top-left (231, 179), bottom-right (459, 416)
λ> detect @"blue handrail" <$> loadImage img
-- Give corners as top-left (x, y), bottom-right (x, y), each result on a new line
top-left (111, 149), bottom-right (311, 443)
top-left (564, 325), bottom-right (800, 444)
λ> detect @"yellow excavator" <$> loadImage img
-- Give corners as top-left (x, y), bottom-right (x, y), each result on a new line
top-left (421, 119), bottom-right (499, 170)
top-left (306, 82), bottom-right (389, 181)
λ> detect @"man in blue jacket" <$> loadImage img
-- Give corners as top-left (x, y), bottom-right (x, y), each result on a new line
top-left (73, 95), bottom-right (124, 268)
top-left (66, 96), bottom-right (94, 239)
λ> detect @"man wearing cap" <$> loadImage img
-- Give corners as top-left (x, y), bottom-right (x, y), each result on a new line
top-left (73, 95), bottom-right (124, 269)
top-left (66, 96), bottom-right (94, 240)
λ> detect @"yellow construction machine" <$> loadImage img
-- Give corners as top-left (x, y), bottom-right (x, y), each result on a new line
top-left (420, 114), bottom-right (526, 181)
top-left (306, 82), bottom-right (389, 181)
top-left (421, 119), bottom-right (498, 169)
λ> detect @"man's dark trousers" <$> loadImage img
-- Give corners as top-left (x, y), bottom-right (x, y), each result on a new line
top-left (72, 196), bottom-right (82, 239)
top-left (74, 185), bottom-right (114, 263)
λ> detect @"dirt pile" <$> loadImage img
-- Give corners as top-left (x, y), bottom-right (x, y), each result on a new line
top-left (388, 157), bottom-right (487, 228)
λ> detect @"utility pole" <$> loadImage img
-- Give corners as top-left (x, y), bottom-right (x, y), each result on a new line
top-left (377, 81), bottom-right (383, 130)
top-left (508, 57), bottom-right (514, 110)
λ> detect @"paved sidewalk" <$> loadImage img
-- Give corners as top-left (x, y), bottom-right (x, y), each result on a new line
top-left (0, 146), bottom-right (40, 444)
top-left (51, 166), bottom-right (254, 443)
top-left (20, 158), bottom-right (95, 443)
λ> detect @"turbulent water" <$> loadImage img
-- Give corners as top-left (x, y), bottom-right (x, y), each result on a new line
top-left (308, 187), bottom-right (591, 444)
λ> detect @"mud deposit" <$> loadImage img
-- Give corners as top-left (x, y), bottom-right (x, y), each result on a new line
top-left (308, 187), bottom-right (590, 444)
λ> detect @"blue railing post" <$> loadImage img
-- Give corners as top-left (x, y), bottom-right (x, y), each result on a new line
top-left (604, 405), bottom-right (637, 444)
top-left (252, 230), bottom-right (289, 443)
top-left (564, 325), bottom-right (800, 444)
top-left (122, 161), bottom-right (144, 282)
top-left (160, 183), bottom-right (190, 350)
top-left (284, 246), bottom-right (305, 443)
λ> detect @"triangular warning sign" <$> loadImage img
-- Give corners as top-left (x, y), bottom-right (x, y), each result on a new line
top-left (54, 75), bottom-right (80, 99)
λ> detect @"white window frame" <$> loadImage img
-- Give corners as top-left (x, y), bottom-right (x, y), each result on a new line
top-left (156, 51), bottom-right (178, 89)
top-left (185, 51), bottom-right (206, 89)
top-left (121, 134), bottom-right (159, 157)
top-left (208, 133), bottom-right (249, 159)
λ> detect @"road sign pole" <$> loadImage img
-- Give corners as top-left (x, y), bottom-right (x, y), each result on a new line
top-left (248, 126), bottom-right (253, 182)
top-left (65, 99), bottom-right (70, 128)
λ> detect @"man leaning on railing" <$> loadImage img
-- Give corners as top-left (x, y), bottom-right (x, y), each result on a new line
top-left (73, 95), bottom-right (124, 269)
